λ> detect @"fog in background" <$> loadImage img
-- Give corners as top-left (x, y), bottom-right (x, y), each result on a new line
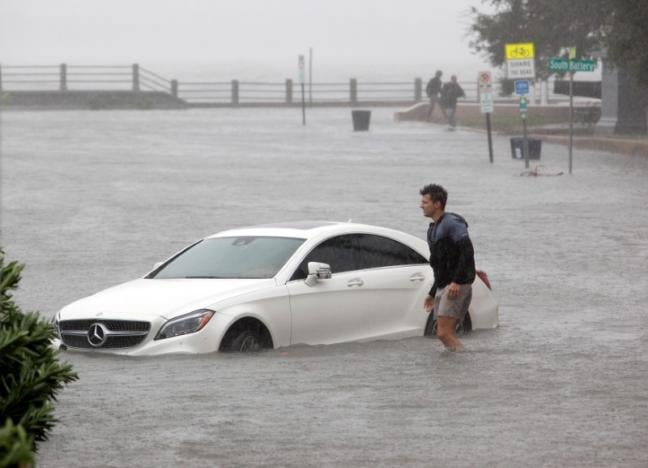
top-left (0, 0), bottom-right (493, 81)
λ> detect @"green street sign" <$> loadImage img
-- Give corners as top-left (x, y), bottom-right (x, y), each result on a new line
top-left (548, 58), bottom-right (597, 72)
top-left (519, 96), bottom-right (528, 115)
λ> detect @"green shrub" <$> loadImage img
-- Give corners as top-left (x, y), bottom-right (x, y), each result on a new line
top-left (0, 249), bottom-right (78, 465)
top-left (0, 420), bottom-right (33, 468)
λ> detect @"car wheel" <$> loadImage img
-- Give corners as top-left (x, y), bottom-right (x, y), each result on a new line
top-left (230, 329), bottom-right (262, 352)
top-left (424, 315), bottom-right (437, 337)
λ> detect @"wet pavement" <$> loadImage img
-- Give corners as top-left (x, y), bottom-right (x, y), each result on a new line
top-left (2, 108), bottom-right (647, 467)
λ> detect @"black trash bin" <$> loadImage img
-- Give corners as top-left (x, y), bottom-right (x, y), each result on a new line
top-left (510, 137), bottom-right (542, 160)
top-left (352, 110), bottom-right (371, 131)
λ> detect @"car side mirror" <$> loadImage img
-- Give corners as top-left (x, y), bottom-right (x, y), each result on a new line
top-left (305, 262), bottom-right (332, 287)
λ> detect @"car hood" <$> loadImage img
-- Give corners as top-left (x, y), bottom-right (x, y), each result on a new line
top-left (59, 278), bottom-right (272, 321)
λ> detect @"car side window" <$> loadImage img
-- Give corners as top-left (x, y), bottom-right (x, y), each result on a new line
top-left (290, 234), bottom-right (427, 281)
top-left (353, 234), bottom-right (428, 269)
top-left (290, 235), bottom-right (358, 280)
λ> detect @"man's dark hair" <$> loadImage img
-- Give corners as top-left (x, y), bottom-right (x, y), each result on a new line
top-left (420, 184), bottom-right (447, 208)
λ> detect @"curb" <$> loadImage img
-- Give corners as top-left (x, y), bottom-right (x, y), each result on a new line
top-left (528, 133), bottom-right (648, 157)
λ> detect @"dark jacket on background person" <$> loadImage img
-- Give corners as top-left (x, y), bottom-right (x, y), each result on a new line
top-left (440, 82), bottom-right (465, 108)
top-left (426, 76), bottom-right (442, 98)
top-left (427, 212), bottom-right (476, 296)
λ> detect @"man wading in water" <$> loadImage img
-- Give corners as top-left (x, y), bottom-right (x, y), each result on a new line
top-left (420, 184), bottom-right (475, 351)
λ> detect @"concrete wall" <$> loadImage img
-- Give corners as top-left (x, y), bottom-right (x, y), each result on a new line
top-left (0, 91), bottom-right (187, 110)
top-left (394, 102), bottom-right (600, 123)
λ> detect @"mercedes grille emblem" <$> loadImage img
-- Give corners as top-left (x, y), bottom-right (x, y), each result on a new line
top-left (87, 322), bottom-right (108, 347)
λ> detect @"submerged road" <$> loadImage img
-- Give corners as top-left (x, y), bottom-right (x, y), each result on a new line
top-left (2, 108), bottom-right (647, 467)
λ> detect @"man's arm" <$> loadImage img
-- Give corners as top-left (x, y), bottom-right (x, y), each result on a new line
top-left (425, 280), bottom-right (436, 312)
top-left (429, 280), bottom-right (437, 298)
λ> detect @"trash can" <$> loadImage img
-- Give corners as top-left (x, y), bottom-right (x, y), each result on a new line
top-left (352, 110), bottom-right (371, 131)
top-left (510, 137), bottom-right (542, 160)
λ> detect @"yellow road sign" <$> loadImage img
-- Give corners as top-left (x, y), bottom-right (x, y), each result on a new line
top-left (505, 43), bottom-right (535, 60)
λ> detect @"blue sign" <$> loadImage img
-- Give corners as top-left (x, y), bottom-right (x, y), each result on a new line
top-left (514, 80), bottom-right (530, 95)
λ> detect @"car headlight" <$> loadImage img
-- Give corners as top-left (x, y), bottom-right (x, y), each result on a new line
top-left (155, 309), bottom-right (215, 340)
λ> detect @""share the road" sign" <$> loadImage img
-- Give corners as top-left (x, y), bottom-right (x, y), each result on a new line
top-left (506, 42), bottom-right (535, 79)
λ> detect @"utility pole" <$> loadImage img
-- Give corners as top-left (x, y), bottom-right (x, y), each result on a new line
top-left (308, 48), bottom-right (313, 105)
top-left (299, 55), bottom-right (306, 125)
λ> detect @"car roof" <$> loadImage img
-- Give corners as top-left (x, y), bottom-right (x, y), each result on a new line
top-left (250, 221), bottom-right (340, 230)
top-left (206, 221), bottom-right (415, 241)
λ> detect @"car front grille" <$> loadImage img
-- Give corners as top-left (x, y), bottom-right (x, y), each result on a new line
top-left (59, 319), bottom-right (151, 349)
top-left (59, 319), bottom-right (150, 332)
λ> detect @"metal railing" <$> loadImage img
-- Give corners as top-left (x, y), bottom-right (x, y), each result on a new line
top-left (139, 66), bottom-right (172, 93)
top-left (0, 63), bottom-right (577, 106)
top-left (1, 65), bottom-right (61, 90)
top-left (178, 79), bottom-right (425, 105)
top-left (0, 64), bottom-right (136, 91)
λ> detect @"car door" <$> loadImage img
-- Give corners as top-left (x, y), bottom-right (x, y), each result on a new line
top-left (286, 234), bottom-right (376, 345)
top-left (351, 234), bottom-right (431, 338)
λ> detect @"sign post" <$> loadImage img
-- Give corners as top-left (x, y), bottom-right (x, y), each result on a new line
top-left (519, 96), bottom-right (530, 168)
top-left (568, 47), bottom-right (575, 174)
top-left (548, 53), bottom-right (598, 174)
top-left (567, 47), bottom-right (576, 175)
top-left (298, 55), bottom-right (306, 126)
top-left (506, 43), bottom-right (535, 168)
top-left (478, 71), bottom-right (494, 163)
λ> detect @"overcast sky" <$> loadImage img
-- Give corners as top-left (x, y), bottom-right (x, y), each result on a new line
top-left (0, 0), bottom-right (494, 80)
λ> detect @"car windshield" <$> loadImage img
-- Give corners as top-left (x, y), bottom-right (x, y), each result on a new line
top-left (151, 236), bottom-right (305, 279)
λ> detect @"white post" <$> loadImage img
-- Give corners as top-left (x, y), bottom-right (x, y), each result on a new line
top-left (541, 80), bottom-right (548, 106)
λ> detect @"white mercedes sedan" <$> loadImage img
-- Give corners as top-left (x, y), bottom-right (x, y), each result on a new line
top-left (54, 221), bottom-right (499, 355)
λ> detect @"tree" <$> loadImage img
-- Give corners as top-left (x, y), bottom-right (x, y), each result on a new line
top-left (603, 0), bottom-right (648, 85)
top-left (0, 249), bottom-right (78, 465)
top-left (469, 0), bottom-right (648, 86)
top-left (469, 0), bottom-right (606, 80)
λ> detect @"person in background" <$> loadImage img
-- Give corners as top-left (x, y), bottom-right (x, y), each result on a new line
top-left (420, 184), bottom-right (475, 352)
top-left (425, 70), bottom-right (444, 120)
top-left (440, 75), bottom-right (465, 129)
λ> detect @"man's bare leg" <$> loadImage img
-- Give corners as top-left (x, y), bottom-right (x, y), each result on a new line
top-left (436, 316), bottom-right (464, 351)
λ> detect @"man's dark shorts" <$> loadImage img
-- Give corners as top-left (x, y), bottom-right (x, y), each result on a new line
top-left (433, 284), bottom-right (472, 320)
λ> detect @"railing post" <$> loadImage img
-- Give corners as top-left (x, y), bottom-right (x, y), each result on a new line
top-left (231, 80), bottom-right (239, 105)
top-left (60, 63), bottom-right (67, 91)
top-left (286, 79), bottom-right (293, 104)
top-left (171, 80), bottom-right (178, 98)
top-left (415, 78), bottom-right (422, 101)
top-left (132, 63), bottom-right (140, 91)
top-left (350, 78), bottom-right (357, 105)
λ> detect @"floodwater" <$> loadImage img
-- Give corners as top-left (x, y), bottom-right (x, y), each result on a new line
top-left (2, 108), bottom-right (647, 467)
